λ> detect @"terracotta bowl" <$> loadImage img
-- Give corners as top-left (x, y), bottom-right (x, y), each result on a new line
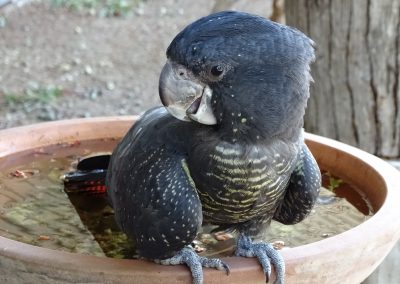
top-left (0, 117), bottom-right (399, 284)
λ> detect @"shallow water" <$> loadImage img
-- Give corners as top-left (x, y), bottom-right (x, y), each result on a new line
top-left (0, 141), bottom-right (373, 258)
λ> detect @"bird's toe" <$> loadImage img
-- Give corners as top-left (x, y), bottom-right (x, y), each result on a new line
top-left (156, 246), bottom-right (230, 284)
top-left (235, 234), bottom-right (285, 284)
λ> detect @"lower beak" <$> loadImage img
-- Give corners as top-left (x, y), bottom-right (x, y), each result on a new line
top-left (159, 61), bottom-right (217, 125)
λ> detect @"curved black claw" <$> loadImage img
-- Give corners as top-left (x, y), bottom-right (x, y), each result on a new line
top-left (235, 234), bottom-right (285, 284)
top-left (155, 246), bottom-right (230, 284)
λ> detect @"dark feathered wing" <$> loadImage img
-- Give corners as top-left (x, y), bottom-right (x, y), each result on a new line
top-left (106, 107), bottom-right (202, 259)
top-left (273, 143), bottom-right (321, 224)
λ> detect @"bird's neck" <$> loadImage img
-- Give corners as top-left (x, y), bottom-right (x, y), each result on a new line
top-left (212, 98), bottom-right (302, 144)
top-left (215, 115), bottom-right (302, 145)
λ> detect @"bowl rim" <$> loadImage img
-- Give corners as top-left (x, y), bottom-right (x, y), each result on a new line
top-left (0, 116), bottom-right (399, 283)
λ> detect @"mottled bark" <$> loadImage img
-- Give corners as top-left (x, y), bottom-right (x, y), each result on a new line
top-left (285, 0), bottom-right (400, 157)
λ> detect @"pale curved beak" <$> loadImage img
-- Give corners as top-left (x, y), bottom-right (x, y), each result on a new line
top-left (159, 60), bottom-right (217, 125)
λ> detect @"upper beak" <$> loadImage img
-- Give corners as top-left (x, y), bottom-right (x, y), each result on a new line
top-left (159, 60), bottom-right (217, 125)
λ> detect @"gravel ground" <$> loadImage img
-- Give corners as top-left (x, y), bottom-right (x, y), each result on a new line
top-left (0, 0), bottom-right (274, 129)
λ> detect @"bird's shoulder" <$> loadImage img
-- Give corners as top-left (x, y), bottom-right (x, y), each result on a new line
top-left (115, 106), bottom-right (192, 156)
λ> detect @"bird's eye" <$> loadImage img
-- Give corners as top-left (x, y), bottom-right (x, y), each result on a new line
top-left (210, 65), bottom-right (224, 77)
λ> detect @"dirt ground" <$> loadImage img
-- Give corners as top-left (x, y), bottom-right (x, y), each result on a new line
top-left (0, 0), bottom-right (275, 129)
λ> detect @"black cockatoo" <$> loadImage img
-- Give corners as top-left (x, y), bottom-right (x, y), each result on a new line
top-left (65, 11), bottom-right (321, 284)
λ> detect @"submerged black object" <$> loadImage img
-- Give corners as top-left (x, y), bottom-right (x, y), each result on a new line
top-left (63, 155), bottom-right (110, 194)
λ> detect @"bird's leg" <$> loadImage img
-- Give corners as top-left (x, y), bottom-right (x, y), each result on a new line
top-left (155, 246), bottom-right (230, 284)
top-left (235, 233), bottom-right (285, 284)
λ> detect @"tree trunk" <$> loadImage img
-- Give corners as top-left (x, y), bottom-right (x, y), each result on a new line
top-left (285, 0), bottom-right (400, 158)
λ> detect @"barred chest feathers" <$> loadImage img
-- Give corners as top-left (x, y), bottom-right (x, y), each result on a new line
top-left (188, 138), bottom-right (301, 224)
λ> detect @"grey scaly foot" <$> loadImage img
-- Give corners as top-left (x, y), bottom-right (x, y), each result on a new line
top-left (235, 234), bottom-right (285, 284)
top-left (155, 246), bottom-right (230, 284)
